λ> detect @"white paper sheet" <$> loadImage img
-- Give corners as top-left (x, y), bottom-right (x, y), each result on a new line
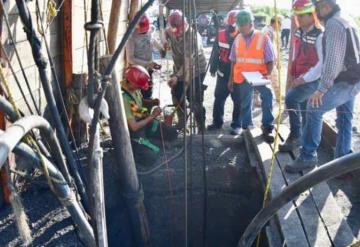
top-left (241, 71), bottom-right (271, 86)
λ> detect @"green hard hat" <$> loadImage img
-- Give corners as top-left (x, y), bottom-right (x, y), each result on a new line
top-left (236, 9), bottom-right (254, 27)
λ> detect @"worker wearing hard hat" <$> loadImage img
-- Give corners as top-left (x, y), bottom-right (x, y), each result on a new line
top-left (126, 14), bottom-right (163, 100)
top-left (279, 0), bottom-right (323, 152)
top-left (122, 65), bottom-right (178, 166)
top-left (286, 0), bottom-right (360, 173)
top-left (228, 9), bottom-right (276, 143)
top-left (207, 10), bottom-right (240, 131)
top-left (164, 10), bottom-right (207, 132)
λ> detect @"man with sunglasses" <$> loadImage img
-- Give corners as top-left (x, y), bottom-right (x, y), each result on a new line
top-left (279, 0), bottom-right (323, 152)
top-left (285, 0), bottom-right (360, 173)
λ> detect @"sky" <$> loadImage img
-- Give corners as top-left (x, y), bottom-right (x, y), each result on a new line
top-left (248, 0), bottom-right (360, 16)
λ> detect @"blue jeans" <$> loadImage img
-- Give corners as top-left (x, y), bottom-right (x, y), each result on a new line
top-left (255, 85), bottom-right (274, 131)
top-left (231, 82), bottom-right (253, 129)
top-left (285, 80), bottom-right (319, 139)
top-left (300, 81), bottom-right (360, 161)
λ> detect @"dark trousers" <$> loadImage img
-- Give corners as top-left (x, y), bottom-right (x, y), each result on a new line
top-left (281, 29), bottom-right (290, 48)
top-left (171, 73), bottom-right (206, 129)
top-left (212, 73), bottom-right (231, 127)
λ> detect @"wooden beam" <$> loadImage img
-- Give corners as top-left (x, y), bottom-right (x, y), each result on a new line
top-left (107, 0), bottom-right (122, 54)
top-left (62, 0), bottom-right (73, 89)
top-left (129, 0), bottom-right (140, 21)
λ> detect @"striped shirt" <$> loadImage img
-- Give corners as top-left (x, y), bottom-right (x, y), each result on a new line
top-left (229, 31), bottom-right (275, 64)
top-left (319, 12), bottom-right (347, 93)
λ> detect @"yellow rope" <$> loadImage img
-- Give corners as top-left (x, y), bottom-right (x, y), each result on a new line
top-left (256, 1), bottom-right (284, 246)
top-left (0, 65), bottom-right (56, 192)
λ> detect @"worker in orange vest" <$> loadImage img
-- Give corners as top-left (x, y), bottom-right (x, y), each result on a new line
top-left (228, 9), bottom-right (276, 142)
top-left (207, 10), bottom-right (239, 131)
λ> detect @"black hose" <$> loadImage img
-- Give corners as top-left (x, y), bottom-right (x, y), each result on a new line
top-left (87, 0), bottom-right (156, 170)
top-left (0, 1), bottom-right (40, 115)
top-left (34, 0), bottom-right (83, 163)
top-left (14, 0), bottom-right (89, 211)
top-left (237, 152), bottom-right (360, 247)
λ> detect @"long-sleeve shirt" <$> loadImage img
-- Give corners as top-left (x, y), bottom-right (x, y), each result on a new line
top-left (318, 12), bottom-right (347, 93)
top-left (302, 33), bottom-right (323, 83)
top-left (165, 27), bottom-right (207, 82)
top-left (126, 31), bottom-right (163, 69)
top-left (229, 31), bottom-right (275, 64)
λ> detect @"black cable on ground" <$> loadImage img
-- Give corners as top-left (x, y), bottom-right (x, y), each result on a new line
top-left (237, 152), bottom-right (360, 247)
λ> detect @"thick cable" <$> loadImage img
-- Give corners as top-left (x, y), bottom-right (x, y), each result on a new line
top-left (0, 2), bottom-right (40, 115)
top-left (238, 151), bottom-right (360, 247)
top-left (189, 2), bottom-right (208, 246)
top-left (181, 1), bottom-right (189, 246)
top-left (14, 0), bottom-right (89, 211)
top-left (34, 0), bottom-right (83, 166)
top-left (87, 0), bottom-right (156, 175)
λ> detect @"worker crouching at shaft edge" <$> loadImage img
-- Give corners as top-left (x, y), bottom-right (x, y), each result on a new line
top-left (122, 65), bottom-right (178, 167)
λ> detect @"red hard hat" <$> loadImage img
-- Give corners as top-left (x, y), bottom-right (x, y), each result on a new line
top-left (167, 10), bottom-right (188, 37)
top-left (137, 15), bottom-right (150, 33)
top-left (226, 10), bottom-right (239, 26)
top-left (125, 65), bottom-right (150, 90)
top-left (293, 0), bottom-right (316, 15)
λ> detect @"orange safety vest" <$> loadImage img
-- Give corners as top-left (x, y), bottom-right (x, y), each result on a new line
top-left (233, 31), bottom-right (268, 84)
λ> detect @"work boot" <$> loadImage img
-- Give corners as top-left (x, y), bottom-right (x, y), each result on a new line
top-left (284, 157), bottom-right (318, 173)
top-left (230, 127), bottom-right (241, 135)
top-left (207, 123), bottom-right (222, 131)
top-left (279, 136), bottom-right (301, 152)
top-left (262, 127), bottom-right (275, 143)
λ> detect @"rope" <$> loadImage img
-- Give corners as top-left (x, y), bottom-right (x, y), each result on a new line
top-left (256, 1), bottom-right (284, 246)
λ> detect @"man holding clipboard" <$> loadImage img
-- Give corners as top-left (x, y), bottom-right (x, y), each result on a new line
top-left (228, 9), bottom-right (276, 143)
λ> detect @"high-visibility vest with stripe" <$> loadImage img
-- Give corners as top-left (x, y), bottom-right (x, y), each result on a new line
top-left (218, 29), bottom-right (231, 63)
top-left (233, 31), bottom-right (268, 84)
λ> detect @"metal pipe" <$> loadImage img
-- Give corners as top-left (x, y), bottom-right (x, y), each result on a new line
top-left (237, 152), bottom-right (360, 247)
top-left (14, 0), bottom-right (89, 211)
top-left (4, 137), bottom-right (96, 247)
top-left (0, 116), bottom-right (73, 185)
top-left (0, 96), bottom-right (51, 160)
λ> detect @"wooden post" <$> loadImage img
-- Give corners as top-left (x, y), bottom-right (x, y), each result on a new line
top-left (61, 0), bottom-right (73, 89)
top-left (129, 0), bottom-right (140, 21)
top-left (107, 0), bottom-right (122, 54)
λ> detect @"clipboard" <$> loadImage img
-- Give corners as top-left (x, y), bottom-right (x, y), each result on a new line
top-left (241, 71), bottom-right (271, 86)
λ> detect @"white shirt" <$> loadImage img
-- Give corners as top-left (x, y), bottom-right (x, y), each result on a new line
top-left (282, 18), bottom-right (291, 30)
